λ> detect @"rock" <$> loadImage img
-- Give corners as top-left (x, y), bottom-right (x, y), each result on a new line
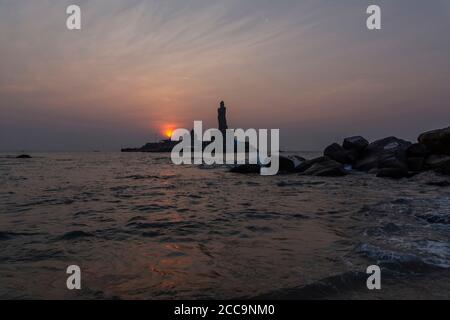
top-left (295, 156), bottom-right (328, 173)
top-left (324, 143), bottom-right (354, 164)
top-left (354, 137), bottom-right (411, 171)
top-left (426, 180), bottom-right (450, 187)
top-left (436, 162), bottom-right (450, 176)
top-left (376, 168), bottom-right (410, 179)
top-left (301, 157), bottom-right (347, 177)
top-left (406, 143), bottom-right (430, 158)
top-left (418, 126), bottom-right (450, 155)
top-left (16, 154), bottom-right (32, 159)
top-left (377, 154), bottom-right (409, 170)
top-left (279, 155), bottom-right (306, 173)
top-left (343, 136), bottom-right (369, 152)
top-left (406, 157), bottom-right (425, 172)
top-left (230, 164), bottom-right (260, 174)
top-left (355, 157), bottom-right (377, 171)
top-left (425, 154), bottom-right (450, 169)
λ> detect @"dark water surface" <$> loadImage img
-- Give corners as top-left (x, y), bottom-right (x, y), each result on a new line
top-left (0, 152), bottom-right (449, 299)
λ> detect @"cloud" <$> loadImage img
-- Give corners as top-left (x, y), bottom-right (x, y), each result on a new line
top-left (1, 0), bottom-right (450, 151)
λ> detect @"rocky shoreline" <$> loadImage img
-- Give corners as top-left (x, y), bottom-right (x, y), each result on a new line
top-left (232, 126), bottom-right (450, 179)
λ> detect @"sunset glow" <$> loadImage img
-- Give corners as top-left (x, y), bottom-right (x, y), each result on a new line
top-left (1, 1), bottom-right (450, 152)
top-left (164, 128), bottom-right (174, 139)
top-left (1, 0), bottom-right (450, 303)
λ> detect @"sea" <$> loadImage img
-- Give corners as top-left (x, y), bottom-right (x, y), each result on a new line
top-left (0, 152), bottom-right (449, 299)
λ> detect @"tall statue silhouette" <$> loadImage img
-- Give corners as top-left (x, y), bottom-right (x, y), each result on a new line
top-left (218, 101), bottom-right (228, 134)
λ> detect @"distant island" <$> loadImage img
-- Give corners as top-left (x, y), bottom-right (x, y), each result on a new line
top-left (122, 101), bottom-right (234, 153)
top-left (121, 139), bottom-right (177, 153)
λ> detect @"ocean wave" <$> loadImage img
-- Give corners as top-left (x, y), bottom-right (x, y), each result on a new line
top-left (250, 271), bottom-right (368, 300)
top-left (356, 243), bottom-right (450, 270)
top-left (58, 230), bottom-right (95, 240)
top-left (0, 231), bottom-right (43, 241)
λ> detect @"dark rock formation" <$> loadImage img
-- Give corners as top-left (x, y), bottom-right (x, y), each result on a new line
top-left (294, 156), bottom-right (327, 173)
top-left (16, 154), bottom-right (32, 159)
top-left (403, 143), bottom-right (429, 172)
top-left (279, 155), bottom-right (306, 173)
top-left (231, 155), bottom-right (305, 174)
top-left (406, 157), bottom-right (425, 172)
top-left (431, 158), bottom-right (450, 176)
top-left (426, 180), bottom-right (450, 187)
top-left (418, 126), bottom-right (450, 155)
top-left (324, 143), bottom-right (354, 164)
top-left (343, 136), bottom-right (369, 152)
top-left (354, 137), bottom-right (411, 172)
top-left (425, 154), bottom-right (450, 169)
top-left (406, 143), bottom-right (430, 158)
top-left (300, 156), bottom-right (347, 177)
top-left (377, 153), bottom-right (409, 171)
top-left (438, 162), bottom-right (450, 175)
top-left (227, 125), bottom-right (450, 178)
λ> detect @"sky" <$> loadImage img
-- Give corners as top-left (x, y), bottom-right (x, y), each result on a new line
top-left (1, 0), bottom-right (450, 151)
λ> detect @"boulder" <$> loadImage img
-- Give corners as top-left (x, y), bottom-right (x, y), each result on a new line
top-left (439, 163), bottom-right (450, 175)
top-left (418, 126), bottom-right (450, 155)
top-left (434, 160), bottom-right (450, 176)
top-left (279, 155), bottom-right (306, 173)
top-left (16, 154), bottom-right (32, 159)
top-left (324, 143), bottom-right (354, 164)
top-left (376, 168), bottom-right (410, 179)
top-left (425, 154), bottom-right (450, 169)
top-left (406, 157), bottom-right (425, 172)
top-left (343, 136), bottom-right (369, 152)
top-left (301, 157), bottom-right (347, 177)
top-left (426, 180), bottom-right (450, 187)
top-left (295, 156), bottom-right (328, 173)
top-left (354, 137), bottom-right (411, 172)
top-left (406, 143), bottom-right (430, 158)
top-left (377, 154), bottom-right (409, 170)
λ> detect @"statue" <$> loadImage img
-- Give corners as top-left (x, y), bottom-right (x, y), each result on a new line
top-left (218, 101), bottom-right (228, 134)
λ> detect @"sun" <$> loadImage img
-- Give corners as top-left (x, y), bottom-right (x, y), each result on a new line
top-left (164, 128), bottom-right (174, 139)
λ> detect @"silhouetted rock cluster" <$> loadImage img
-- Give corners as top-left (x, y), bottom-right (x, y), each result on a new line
top-left (16, 154), bottom-right (32, 159)
top-left (231, 126), bottom-right (450, 179)
top-left (298, 156), bottom-right (347, 177)
top-left (318, 128), bottom-right (450, 178)
top-left (279, 155), bottom-right (305, 172)
top-left (418, 126), bottom-right (450, 155)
